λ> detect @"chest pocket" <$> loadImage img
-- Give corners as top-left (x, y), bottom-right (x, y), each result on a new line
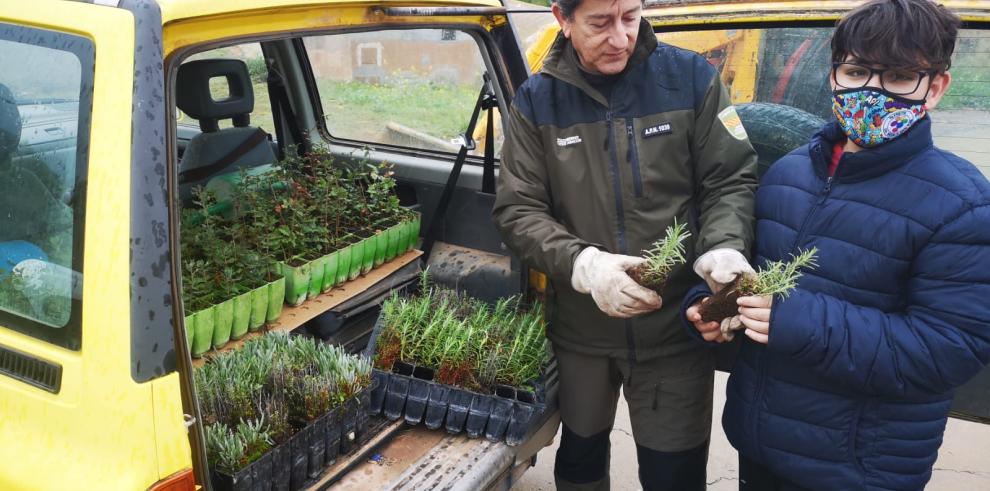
top-left (626, 118), bottom-right (693, 204)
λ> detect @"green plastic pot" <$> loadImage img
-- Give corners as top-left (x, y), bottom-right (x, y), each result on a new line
top-left (249, 284), bottom-right (268, 331)
top-left (408, 213), bottom-right (421, 252)
top-left (212, 298), bottom-right (234, 349)
top-left (321, 251), bottom-right (339, 293)
top-left (374, 226), bottom-right (389, 267)
top-left (335, 242), bottom-right (353, 286)
top-left (231, 291), bottom-right (252, 340)
top-left (348, 238), bottom-right (365, 281)
top-left (307, 255), bottom-right (327, 300)
top-left (281, 261), bottom-right (311, 307)
top-left (385, 223), bottom-right (401, 261)
top-left (360, 234), bottom-right (375, 274)
top-left (191, 306), bottom-right (215, 358)
top-left (266, 277), bottom-right (286, 323)
top-left (183, 312), bottom-right (195, 354)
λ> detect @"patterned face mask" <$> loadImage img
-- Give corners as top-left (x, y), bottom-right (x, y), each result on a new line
top-left (832, 88), bottom-right (926, 147)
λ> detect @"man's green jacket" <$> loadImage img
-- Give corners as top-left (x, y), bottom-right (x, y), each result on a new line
top-left (493, 20), bottom-right (758, 361)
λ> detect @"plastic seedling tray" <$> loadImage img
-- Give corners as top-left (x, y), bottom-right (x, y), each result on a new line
top-left (307, 415), bottom-right (328, 479)
top-left (383, 372), bottom-right (410, 421)
top-left (339, 401), bottom-right (358, 456)
top-left (252, 452), bottom-right (273, 491)
top-left (445, 387), bottom-right (473, 434)
top-left (465, 393), bottom-right (494, 438)
top-left (369, 369), bottom-right (388, 414)
top-left (424, 384), bottom-right (450, 430)
top-left (485, 385), bottom-right (516, 442)
top-left (289, 426), bottom-right (311, 491)
top-left (404, 365), bottom-right (434, 424)
top-left (271, 441), bottom-right (291, 491)
top-left (324, 408), bottom-right (342, 467)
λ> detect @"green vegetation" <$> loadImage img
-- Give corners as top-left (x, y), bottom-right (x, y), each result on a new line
top-left (740, 248), bottom-right (818, 298)
top-left (376, 271), bottom-right (548, 391)
top-left (196, 332), bottom-right (373, 474)
top-left (636, 220), bottom-right (691, 289)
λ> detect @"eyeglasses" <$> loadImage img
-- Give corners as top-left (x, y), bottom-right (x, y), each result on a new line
top-left (832, 62), bottom-right (935, 96)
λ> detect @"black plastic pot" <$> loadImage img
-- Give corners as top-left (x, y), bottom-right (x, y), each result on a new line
top-left (307, 415), bottom-right (328, 479)
top-left (516, 388), bottom-right (537, 404)
top-left (289, 425), bottom-right (311, 491)
top-left (354, 386), bottom-right (372, 444)
top-left (404, 378), bottom-right (431, 424)
top-left (445, 387), bottom-right (473, 434)
top-left (424, 384), bottom-right (450, 430)
top-left (412, 365), bottom-right (435, 381)
top-left (505, 402), bottom-right (537, 447)
top-left (250, 452), bottom-right (273, 491)
top-left (369, 369), bottom-right (389, 415)
top-left (486, 387), bottom-right (515, 442)
top-left (465, 393), bottom-right (494, 438)
top-left (383, 374), bottom-right (409, 421)
top-left (271, 440), bottom-right (292, 491)
top-left (393, 360), bottom-right (414, 376)
top-left (212, 466), bottom-right (253, 491)
top-left (339, 401), bottom-right (358, 455)
top-left (324, 408), bottom-right (341, 467)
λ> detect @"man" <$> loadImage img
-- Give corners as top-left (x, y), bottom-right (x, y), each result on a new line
top-left (684, 1), bottom-right (990, 490)
top-left (492, 0), bottom-right (757, 488)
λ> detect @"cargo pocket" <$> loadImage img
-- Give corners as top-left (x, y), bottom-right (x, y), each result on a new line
top-left (629, 367), bottom-right (714, 452)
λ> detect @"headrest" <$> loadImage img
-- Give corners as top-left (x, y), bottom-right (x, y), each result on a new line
top-left (0, 84), bottom-right (20, 162)
top-left (176, 59), bottom-right (255, 132)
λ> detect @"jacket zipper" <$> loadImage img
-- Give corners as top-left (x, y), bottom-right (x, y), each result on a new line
top-left (604, 110), bottom-right (637, 365)
top-left (626, 123), bottom-right (643, 198)
top-left (751, 171), bottom-right (835, 456)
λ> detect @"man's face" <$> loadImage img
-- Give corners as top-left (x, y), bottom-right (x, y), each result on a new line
top-left (552, 0), bottom-right (643, 75)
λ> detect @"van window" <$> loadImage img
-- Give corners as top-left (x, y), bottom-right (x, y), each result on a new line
top-left (0, 24), bottom-right (92, 350)
top-left (304, 29), bottom-right (499, 157)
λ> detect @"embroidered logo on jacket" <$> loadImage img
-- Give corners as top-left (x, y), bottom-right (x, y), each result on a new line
top-left (718, 106), bottom-right (749, 141)
top-left (643, 123), bottom-right (673, 138)
top-left (556, 135), bottom-right (583, 147)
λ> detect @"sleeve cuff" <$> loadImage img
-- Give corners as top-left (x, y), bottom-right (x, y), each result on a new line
top-left (680, 282), bottom-right (715, 345)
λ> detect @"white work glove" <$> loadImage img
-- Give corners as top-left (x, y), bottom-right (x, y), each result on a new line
top-left (571, 247), bottom-right (662, 318)
top-left (720, 315), bottom-right (744, 341)
top-left (693, 248), bottom-right (755, 293)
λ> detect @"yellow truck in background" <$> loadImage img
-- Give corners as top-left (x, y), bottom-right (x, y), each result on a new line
top-left (1, 1), bottom-right (988, 490)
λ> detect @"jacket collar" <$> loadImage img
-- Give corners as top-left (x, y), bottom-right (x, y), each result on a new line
top-left (541, 18), bottom-right (657, 107)
top-left (810, 116), bottom-right (934, 182)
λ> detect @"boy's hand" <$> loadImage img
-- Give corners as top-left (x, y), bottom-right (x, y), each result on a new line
top-left (686, 298), bottom-right (728, 343)
top-left (738, 295), bottom-right (773, 344)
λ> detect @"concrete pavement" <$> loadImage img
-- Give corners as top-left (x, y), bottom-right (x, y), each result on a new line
top-left (514, 372), bottom-right (990, 490)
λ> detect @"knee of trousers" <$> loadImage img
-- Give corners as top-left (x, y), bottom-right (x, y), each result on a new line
top-left (636, 440), bottom-right (709, 491)
top-left (555, 424), bottom-right (611, 484)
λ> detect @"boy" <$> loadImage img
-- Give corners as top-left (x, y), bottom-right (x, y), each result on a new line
top-left (683, 1), bottom-right (990, 489)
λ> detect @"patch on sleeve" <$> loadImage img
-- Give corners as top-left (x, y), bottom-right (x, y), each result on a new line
top-left (717, 106), bottom-right (748, 141)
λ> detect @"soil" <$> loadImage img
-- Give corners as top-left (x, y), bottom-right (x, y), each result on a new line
top-left (627, 264), bottom-right (665, 294)
top-left (697, 277), bottom-right (747, 324)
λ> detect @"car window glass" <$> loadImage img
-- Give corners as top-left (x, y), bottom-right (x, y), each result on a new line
top-left (304, 29), bottom-right (500, 158)
top-left (0, 24), bottom-right (92, 349)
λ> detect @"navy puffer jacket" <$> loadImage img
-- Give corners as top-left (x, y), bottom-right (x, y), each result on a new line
top-left (685, 117), bottom-right (990, 490)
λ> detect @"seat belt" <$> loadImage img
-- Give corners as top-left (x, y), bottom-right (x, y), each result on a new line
top-left (267, 65), bottom-right (305, 158)
top-left (421, 72), bottom-right (498, 257)
top-left (178, 128), bottom-right (268, 184)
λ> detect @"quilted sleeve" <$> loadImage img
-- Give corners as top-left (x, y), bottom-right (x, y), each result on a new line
top-left (768, 204), bottom-right (990, 398)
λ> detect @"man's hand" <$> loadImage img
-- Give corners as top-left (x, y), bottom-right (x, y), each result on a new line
top-left (693, 248), bottom-right (755, 293)
top-left (738, 295), bottom-right (773, 344)
top-left (571, 247), bottom-right (662, 318)
top-left (685, 298), bottom-right (729, 343)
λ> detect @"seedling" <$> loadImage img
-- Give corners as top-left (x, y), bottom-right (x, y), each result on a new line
top-left (628, 220), bottom-right (691, 293)
top-left (698, 248), bottom-right (818, 324)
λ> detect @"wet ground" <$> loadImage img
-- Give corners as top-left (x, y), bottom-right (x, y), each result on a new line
top-left (514, 372), bottom-right (990, 491)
